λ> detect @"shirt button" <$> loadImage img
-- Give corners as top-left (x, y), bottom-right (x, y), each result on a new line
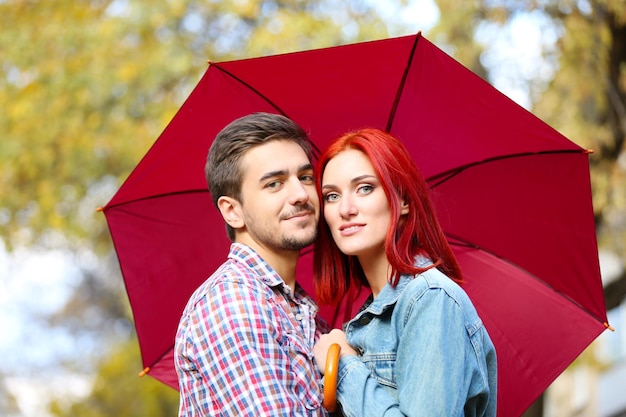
top-left (358, 315), bottom-right (372, 325)
top-left (295, 313), bottom-right (303, 321)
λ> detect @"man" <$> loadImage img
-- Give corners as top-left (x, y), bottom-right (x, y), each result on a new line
top-left (174, 112), bottom-right (328, 416)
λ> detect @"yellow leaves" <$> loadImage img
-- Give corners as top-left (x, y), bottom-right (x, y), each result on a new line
top-left (117, 61), bottom-right (143, 84)
top-left (1, 0), bottom-right (419, 251)
top-left (6, 92), bottom-right (34, 122)
top-left (85, 112), bottom-right (102, 132)
top-left (232, 0), bottom-right (261, 20)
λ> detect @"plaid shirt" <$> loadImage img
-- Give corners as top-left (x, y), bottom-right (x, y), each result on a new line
top-left (175, 243), bottom-right (329, 416)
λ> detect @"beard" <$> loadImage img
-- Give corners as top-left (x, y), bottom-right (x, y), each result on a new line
top-left (243, 205), bottom-right (318, 251)
top-left (249, 224), bottom-right (317, 251)
top-left (280, 229), bottom-right (317, 250)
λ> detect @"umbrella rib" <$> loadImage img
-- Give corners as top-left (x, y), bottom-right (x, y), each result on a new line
top-left (211, 63), bottom-right (289, 116)
top-left (210, 63), bottom-right (321, 156)
top-left (427, 148), bottom-right (589, 188)
top-left (103, 189), bottom-right (209, 211)
top-left (386, 32), bottom-right (421, 132)
top-left (143, 346), bottom-right (176, 376)
top-left (447, 233), bottom-right (609, 326)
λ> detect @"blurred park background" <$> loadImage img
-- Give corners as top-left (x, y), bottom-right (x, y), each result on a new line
top-left (1, 0), bottom-right (625, 416)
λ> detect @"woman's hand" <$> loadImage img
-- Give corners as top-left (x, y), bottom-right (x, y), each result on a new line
top-left (313, 328), bottom-right (358, 373)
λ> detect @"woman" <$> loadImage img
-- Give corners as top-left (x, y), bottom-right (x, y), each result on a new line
top-left (312, 128), bottom-right (497, 417)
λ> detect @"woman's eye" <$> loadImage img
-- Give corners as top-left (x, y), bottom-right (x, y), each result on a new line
top-left (324, 193), bottom-right (339, 202)
top-left (357, 184), bottom-right (374, 194)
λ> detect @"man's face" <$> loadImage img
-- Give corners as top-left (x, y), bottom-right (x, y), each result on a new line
top-left (237, 139), bottom-right (320, 253)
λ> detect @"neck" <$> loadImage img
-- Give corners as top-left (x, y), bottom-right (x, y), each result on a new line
top-left (358, 251), bottom-right (392, 298)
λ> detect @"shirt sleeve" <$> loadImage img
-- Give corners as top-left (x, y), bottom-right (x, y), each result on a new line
top-left (177, 277), bottom-right (322, 416)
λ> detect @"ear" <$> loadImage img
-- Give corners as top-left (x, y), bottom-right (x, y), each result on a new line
top-left (217, 196), bottom-right (245, 230)
top-left (400, 199), bottom-right (409, 216)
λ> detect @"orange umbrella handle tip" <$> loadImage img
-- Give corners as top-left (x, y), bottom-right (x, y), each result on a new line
top-left (96, 206), bottom-right (104, 212)
top-left (323, 343), bottom-right (341, 412)
top-left (605, 322), bottom-right (615, 332)
top-left (138, 367), bottom-right (151, 377)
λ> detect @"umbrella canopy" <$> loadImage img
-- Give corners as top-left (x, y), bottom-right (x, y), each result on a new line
top-left (101, 32), bottom-right (609, 417)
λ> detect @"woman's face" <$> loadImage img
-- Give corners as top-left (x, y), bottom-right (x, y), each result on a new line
top-left (321, 149), bottom-right (391, 260)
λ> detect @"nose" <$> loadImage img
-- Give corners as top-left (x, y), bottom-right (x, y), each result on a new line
top-left (287, 177), bottom-right (311, 205)
top-left (339, 195), bottom-right (357, 218)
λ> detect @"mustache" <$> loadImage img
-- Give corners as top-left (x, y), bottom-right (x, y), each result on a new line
top-left (281, 204), bottom-right (316, 220)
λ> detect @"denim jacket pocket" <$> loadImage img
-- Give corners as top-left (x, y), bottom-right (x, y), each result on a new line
top-left (362, 353), bottom-right (398, 389)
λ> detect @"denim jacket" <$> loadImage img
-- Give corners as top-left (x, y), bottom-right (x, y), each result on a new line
top-left (335, 257), bottom-right (497, 417)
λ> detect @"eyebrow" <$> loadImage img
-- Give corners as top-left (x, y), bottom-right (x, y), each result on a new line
top-left (322, 174), bottom-right (377, 190)
top-left (259, 163), bottom-right (314, 183)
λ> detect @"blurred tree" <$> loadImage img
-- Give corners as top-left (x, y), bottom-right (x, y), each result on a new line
top-left (0, 373), bottom-right (20, 417)
top-left (430, 0), bottom-right (626, 309)
top-left (0, 0), bottom-right (393, 254)
top-left (48, 339), bottom-right (179, 417)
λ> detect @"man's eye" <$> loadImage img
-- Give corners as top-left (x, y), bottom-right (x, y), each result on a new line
top-left (267, 181), bottom-right (282, 189)
top-left (300, 174), bottom-right (315, 184)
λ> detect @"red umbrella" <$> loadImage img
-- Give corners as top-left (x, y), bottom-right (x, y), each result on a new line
top-left (100, 32), bottom-right (610, 416)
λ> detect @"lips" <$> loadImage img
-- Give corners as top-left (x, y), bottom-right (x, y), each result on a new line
top-left (339, 223), bottom-right (364, 235)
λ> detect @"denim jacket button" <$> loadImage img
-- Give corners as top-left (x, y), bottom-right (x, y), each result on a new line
top-left (358, 315), bottom-right (372, 325)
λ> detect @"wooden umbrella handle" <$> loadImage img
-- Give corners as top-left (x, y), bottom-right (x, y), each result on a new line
top-left (323, 343), bottom-right (341, 412)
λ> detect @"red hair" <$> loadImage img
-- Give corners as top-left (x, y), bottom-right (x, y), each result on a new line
top-left (313, 128), bottom-right (462, 305)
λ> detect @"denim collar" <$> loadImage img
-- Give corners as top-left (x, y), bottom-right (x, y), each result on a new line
top-left (358, 254), bottom-right (434, 316)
